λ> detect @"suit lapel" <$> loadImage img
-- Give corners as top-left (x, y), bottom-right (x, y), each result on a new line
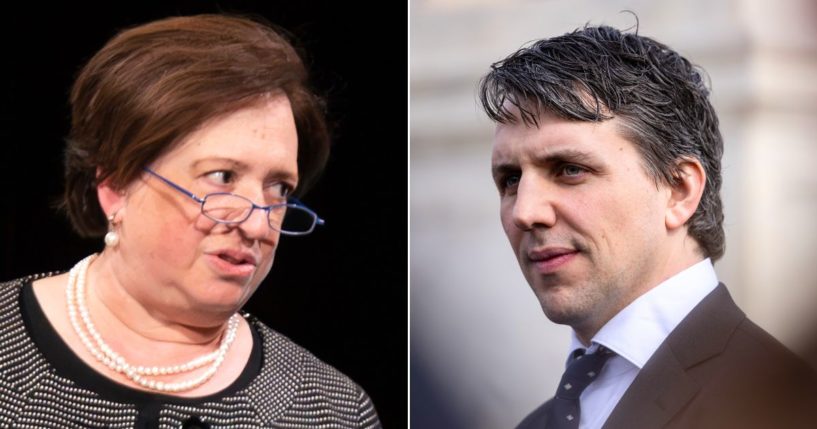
top-left (601, 338), bottom-right (699, 428)
top-left (602, 284), bottom-right (745, 429)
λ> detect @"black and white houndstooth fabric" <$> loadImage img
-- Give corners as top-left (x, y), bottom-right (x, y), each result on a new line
top-left (0, 274), bottom-right (381, 428)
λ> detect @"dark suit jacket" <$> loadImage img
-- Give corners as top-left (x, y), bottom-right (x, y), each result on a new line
top-left (517, 284), bottom-right (817, 429)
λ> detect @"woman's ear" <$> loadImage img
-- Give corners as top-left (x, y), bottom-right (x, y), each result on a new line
top-left (96, 170), bottom-right (126, 219)
top-left (665, 158), bottom-right (706, 230)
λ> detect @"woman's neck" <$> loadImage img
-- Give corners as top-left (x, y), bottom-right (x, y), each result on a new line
top-left (87, 251), bottom-right (229, 356)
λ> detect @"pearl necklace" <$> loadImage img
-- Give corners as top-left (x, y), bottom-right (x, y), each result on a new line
top-left (65, 254), bottom-right (239, 393)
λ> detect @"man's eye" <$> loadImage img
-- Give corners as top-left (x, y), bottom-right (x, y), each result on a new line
top-left (497, 174), bottom-right (520, 194)
top-left (204, 170), bottom-right (235, 185)
top-left (560, 164), bottom-right (586, 177)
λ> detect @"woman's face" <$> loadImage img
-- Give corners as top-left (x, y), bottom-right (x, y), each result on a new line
top-left (109, 95), bottom-right (298, 323)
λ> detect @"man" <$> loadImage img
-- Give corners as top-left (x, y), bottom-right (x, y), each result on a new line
top-left (479, 25), bottom-right (816, 429)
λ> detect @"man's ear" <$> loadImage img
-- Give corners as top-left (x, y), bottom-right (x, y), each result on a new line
top-left (665, 158), bottom-right (706, 230)
top-left (96, 171), bottom-right (126, 220)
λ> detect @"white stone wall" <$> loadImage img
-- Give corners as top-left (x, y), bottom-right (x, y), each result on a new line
top-left (411, 1), bottom-right (817, 427)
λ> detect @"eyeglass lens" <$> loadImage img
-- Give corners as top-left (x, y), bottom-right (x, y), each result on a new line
top-left (201, 193), bottom-right (315, 233)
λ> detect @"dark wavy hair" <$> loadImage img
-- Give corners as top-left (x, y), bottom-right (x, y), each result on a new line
top-left (479, 25), bottom-right (725, 260)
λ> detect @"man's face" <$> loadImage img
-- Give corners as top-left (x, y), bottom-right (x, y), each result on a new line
top-left (491, 111), bottom-right (672, 338)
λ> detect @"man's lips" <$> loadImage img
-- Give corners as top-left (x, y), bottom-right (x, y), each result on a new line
top-left (527, 247), bottom-right (579, 274)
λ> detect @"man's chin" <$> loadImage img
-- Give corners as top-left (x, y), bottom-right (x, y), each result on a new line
top-left (541, 305), bottom-right (586, 327)
top-left (535, 286), bottom-right (588, 326)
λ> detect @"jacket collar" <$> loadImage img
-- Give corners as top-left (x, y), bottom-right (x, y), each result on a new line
top-left (602, 284), bottom-right (744, 429)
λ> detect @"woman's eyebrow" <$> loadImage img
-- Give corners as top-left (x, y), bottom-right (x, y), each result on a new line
top-left (192, 157), bottom-right (298, 183)
top-left (191, 157), bottom-right (249, 172)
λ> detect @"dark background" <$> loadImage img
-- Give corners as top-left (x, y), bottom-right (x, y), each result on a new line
top-left (0, 1), bottom-right (406, 427)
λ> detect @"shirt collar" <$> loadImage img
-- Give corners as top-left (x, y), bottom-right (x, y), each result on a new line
top-left (567, 258), bottom-right (719, 368)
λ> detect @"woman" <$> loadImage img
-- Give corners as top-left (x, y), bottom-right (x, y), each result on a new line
top-left (0, 14), bottom-right (379, 428)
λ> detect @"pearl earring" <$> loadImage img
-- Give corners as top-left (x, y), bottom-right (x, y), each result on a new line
top-left (104, 212), bottom-right (120, 248)
top-left (104, 231), bottom-right (119, 248)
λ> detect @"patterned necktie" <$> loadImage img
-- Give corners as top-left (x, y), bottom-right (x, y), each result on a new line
top-left (546, 347), bottom-right (614, 429)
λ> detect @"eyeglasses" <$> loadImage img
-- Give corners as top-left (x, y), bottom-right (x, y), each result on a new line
top-left (143, 168), bottom-right (324, 236)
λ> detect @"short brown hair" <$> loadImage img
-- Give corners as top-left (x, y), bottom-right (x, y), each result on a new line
top-left (63, 14), bottom-right (330, 237)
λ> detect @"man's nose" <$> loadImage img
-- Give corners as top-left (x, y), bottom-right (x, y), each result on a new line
top-left (511, 175), bottom-right (556, 230)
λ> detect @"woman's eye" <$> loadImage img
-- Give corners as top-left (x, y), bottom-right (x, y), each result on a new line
top-left (204, 170), bottom-right (235, 185)
top-left (266, 183), bottom-right (292, 200)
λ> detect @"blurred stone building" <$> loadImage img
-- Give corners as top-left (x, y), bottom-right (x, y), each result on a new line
top-left (411, 1), bottom-right (817, 427)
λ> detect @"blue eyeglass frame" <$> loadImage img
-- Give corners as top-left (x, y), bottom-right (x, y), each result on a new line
top-left (142, 167), bottom-right (325, 236)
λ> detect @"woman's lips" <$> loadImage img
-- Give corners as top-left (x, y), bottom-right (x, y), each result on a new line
top-left (528, 249), bottom-right (579, 274)
top-left (204, 254), bottom-right (256, 278)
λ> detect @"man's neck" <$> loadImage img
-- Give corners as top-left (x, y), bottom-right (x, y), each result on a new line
top-left (573, 252), bottom-right (709, 346)
top-left (574, 238), bottom-right (707, 344)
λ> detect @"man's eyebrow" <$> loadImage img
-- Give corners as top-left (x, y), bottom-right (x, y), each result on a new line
top-left (491, 149), bottom-right (603, 177)
top-left (491, 162), bottom-right (518, 178)
top-left (534, 149), bottom-right (602, 166)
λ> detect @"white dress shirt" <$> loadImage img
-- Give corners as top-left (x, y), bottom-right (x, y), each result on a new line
top-left (566, 258), bottom-right (719, 429)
